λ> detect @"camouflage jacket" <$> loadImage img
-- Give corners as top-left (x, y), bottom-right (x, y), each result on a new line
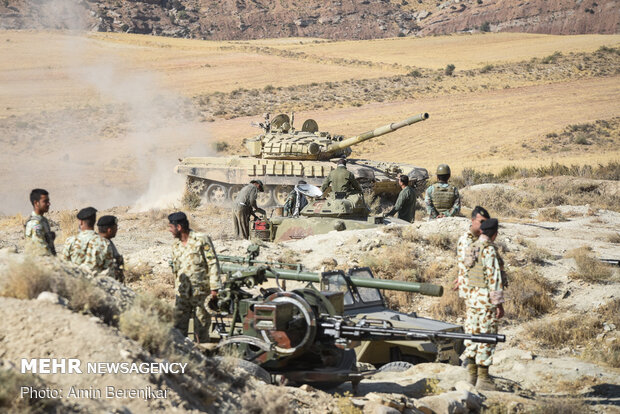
top-left (321, 166), bottom-right (362, 196)
top-left (386, 185), bottom-right (416, 223)
top-left (170, 231), bottom-right (221, 294)
top-left (456, 230), bottom-right (477, 298)
top-left (24, 212), bottom-right (56, 256)
top-left (62, 230), bottom-right (114, 273)
top-left (464, 238), bottom-right (504, 309)
top-left (424, 183), bottom-right (460, 218)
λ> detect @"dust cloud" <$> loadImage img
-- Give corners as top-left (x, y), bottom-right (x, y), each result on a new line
top-left (0, 2), bottom-right (215, 215)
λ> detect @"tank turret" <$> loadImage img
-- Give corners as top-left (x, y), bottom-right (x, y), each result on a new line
top-left (244, 113), bottom-right (429, 161)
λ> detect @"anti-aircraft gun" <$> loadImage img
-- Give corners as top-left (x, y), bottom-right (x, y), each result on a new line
top-left (175, 113), bottom-right (430, 207)
top-left (209, 246), bottom-right (505, 388)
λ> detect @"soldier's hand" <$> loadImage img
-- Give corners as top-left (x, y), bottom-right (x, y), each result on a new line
top-left (437, 213), bottom-right (445, 218)
top-left (496, 304), bottom-right (505, 319)
top-left (210, 290), bottom-right (218, 298)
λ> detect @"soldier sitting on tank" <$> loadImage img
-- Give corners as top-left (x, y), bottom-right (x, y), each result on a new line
top-left (321, 158), bottom-right (363, 199)
top-left (233, 180), bottom-right (267, 240)
top-left (283, 180), bottom-right (309, 217)
top-left (424, 164), bottom-right (461, 219)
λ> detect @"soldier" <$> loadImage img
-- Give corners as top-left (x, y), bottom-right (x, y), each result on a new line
top-left (461, 218), bottom-right (505, 390)
top-left (62, 207), bottom-right (114, 273)
top-left (97, 215), bottom-right (124, 283)
top-left (233, 180), bottom-right (266, 240)
top-left (24, 188), bottom-right (56, 256)
top-left (424, 164), bottom-right (460, 219)
top-left (283, 180), bottom-right (309, 217)
top-left (168, 212), bottom-right (221, 343)
top-left (455, 206), bottom-right (490, 297)
top-left (384, 175), bottom-right (416, 223)
top-left (321, 158), bottom-right (363, 197)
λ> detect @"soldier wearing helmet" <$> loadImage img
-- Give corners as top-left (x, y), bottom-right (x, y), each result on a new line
top-left (233, 180), bottom-right (267, 239)
top-left (424, 164), bottom-right (460, 219)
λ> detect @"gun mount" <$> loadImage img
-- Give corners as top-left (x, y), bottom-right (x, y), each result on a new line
top-left (209, 246), bottom-right (505, 388)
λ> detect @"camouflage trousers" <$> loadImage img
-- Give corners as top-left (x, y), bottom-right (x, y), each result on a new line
top-left (174, 273), bottom-right (211, 343)
top-left (462, 306), bottom-right (498, 367)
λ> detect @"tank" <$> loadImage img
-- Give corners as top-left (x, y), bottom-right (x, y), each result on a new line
top-left (175, 113), bottom-right (430, 207)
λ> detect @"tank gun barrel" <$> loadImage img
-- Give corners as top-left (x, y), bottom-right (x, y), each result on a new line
top-left (218, 258), bottom-right (443, 297)
top-left (327, 112), bottom-right (429, 154)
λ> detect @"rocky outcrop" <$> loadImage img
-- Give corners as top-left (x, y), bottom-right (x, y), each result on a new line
top-left (0, 0), bottom-right (617, 40)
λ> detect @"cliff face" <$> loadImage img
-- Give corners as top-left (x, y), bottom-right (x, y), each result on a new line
top-left (0, 0), bottom-right (618, 39)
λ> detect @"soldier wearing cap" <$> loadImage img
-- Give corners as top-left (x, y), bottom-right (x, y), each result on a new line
top-left (425, 164), bottom-right (460, 219)
top-left (283, 180), bottom-right (309, 217)
top-left (24, 188), bottom-right (56, 256)
top-left (97, 215), bottom-right (124, 283)
top-left (384, 175), bottom-right (416, 223)
top-left (321, 158), bottom-right (363, 197)
top-left (62, 207), bottom-right (114, 273)
top-left (455, 206), bottom-right (490, 298)
top-left (168, 211), bottom-right (221, 342)
top-left (233, 180), bottom-right (266, 239)
top-left (461, 218), bottom-right (505, 390)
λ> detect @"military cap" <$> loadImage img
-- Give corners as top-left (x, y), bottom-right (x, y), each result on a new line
top-left (168, 211), bottom-right (188, 224)
top-left (76, 207), bottom-right (97, 220)
top-left (97, 215), bottom-right (117, 227)
top-left (251, 179), bottom-right (264, 192)
top-left (480, 218), bottom-right (499, 232)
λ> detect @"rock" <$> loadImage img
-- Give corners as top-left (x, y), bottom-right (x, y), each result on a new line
top-left (454, 380), bottom-right (475, 393)
top-left (603, 323), bottom-right (616, 332)
top-left (36, 291), bottom-right (68, 307)
top-left (363, 401), bottom-right (401, 414)
top-left (299, 384), bottom-right (315, 392)
top-left (351, 398), bottom-right (367, 407)
top-left (458, 390), bottom-right (482, 411)
top-left (418, 393), bottom-right (466, 414)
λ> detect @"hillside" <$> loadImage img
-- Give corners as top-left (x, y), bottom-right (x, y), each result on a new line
top-left (0, 0), bottom-right (618, 40)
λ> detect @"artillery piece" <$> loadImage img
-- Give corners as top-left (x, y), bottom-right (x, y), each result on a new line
top-left (176, 113), bottom-right (429, 207)
top-left (209, 246), bottom-right (505, 388)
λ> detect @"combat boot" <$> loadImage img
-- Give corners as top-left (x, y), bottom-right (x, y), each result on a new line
top-left (465, 358), bottom-right (477, 385)
top-left (476, 366), bottom-right (497, 391)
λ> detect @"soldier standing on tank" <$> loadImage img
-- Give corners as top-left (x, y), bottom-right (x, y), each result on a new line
top-left (461, 218), bottom-right (505, 390)
top-left (24, 188), bottom-right (56, 256)
top-left (454, 206), bottom-right (490, 298)
top-left (97, 215), bottom-right (124, 283)
top-left (62, 207), bottom-right (114, 273)
top-left (168, 212), bottom-right (221, 343)
top-left (283, 180), bottom-right (309, 217)
top-left (425, 164), bottom-right (460, 219)
top-left (233, 180), bottom-right (266, 239)
top-left (321, 158), bottom-right (363, 197)
top-left (384, 175), bottom-right (416, 223)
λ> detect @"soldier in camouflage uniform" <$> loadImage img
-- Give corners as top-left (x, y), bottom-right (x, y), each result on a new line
top-left (168, 212), bottom-right (221, 343)
top-left (425, 164), bottom-right (460, 219)
top-left (62, 207), bottom-right (114, 273)
top-left (24, 188), bottom-right (56, 256)
top-left (384, 175), bottom-right (416, 223)
top-left (283, 180), bottom-right (309, 217)
top-left (461, 218), bottom-right (505, 390)
top-left (233, 180), bottom-right (266, 239)
top-left (455, 206), bottom-right (490, 298)
top-left (97, 215), bottom-right (124, 283)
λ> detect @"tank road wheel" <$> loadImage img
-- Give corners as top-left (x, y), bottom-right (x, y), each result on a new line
top-left (206, 183), bottom-right (228, 205)
top-left (228, 185), bottom-right (244, 203)
top-left (257, 186), bottom-right (274, 207)
top-left (274, 185), bottom-right (293, 206)
top-left (183, 177), bottom-right (207, 209)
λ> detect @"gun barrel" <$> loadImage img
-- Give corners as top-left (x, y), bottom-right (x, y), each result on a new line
top-left (219, 262), bottom-right (443, 297)
top-left (327, 113), bottom-right (429, 154)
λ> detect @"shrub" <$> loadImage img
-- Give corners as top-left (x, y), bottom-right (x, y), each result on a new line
top-left (0, 369), bottom-right (60, 413)
top-left (0, 256), bottom-right (53, 299)
top-left (429, 286), bottom-right (465, 319)
top-left (538, 207), bottom-right (567, 222)
top-left (480, 64), bottom-right (493, 73)
top-left (427, 232), bottom-right (456, 251)
top-left (213, 141), bottom-right (229, 152)
top-left (119, 294), bottom-right (174, 354)
top-left (479, 21), bottom-right (491, 32)
top-left (566, 247), bottom-right (614, 283)
top-left (407, 69), bottom-right (422, 77)
top-left (444, 64), bottom-right (455, 76)
top-left (505, 266), bottom-right (554, 319)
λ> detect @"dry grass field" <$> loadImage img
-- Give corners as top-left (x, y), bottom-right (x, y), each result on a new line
top-left (0, 30), bottom-right (619, 213)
